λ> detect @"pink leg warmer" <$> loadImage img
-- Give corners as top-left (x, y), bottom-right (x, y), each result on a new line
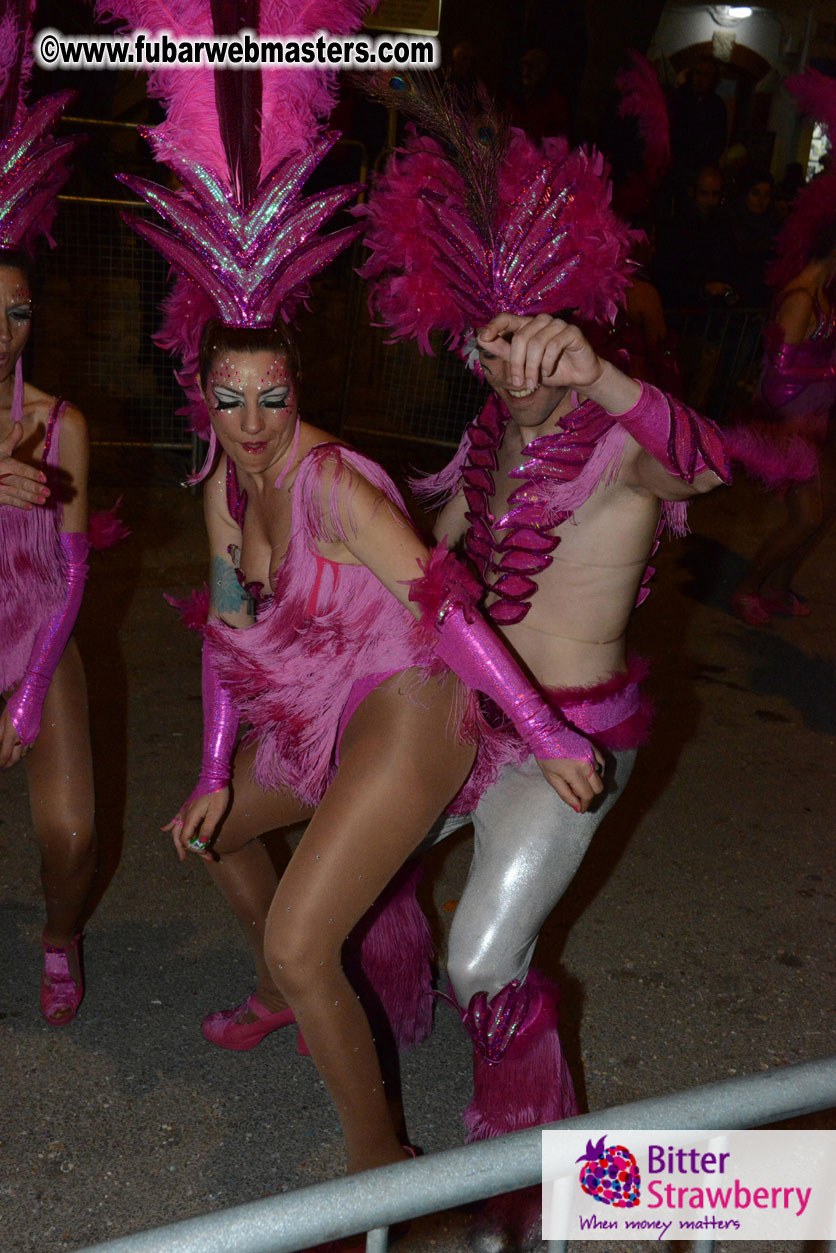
top-left (345, 861), bottom-right (434, 1050)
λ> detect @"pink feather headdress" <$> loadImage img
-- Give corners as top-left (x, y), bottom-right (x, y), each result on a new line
top-left (768, 68), bottom-right (836, 291)
top-left (0, 0), bottom-right (80, 252)
top-left (357, 75), bottom-right (638, 358)
top-left (101, 0), bottom-right (375, 438)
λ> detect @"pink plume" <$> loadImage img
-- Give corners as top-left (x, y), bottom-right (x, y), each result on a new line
top-left (615, 50), bottom-right (670, 186)
top-left (769, 69), bottom-right (836, 290)
top-left (164, 584), bottom-right (211, 630)
top-left (88, 498), bottom-right (131, 549)
top-left (406, 542), bottom-right (482, 632)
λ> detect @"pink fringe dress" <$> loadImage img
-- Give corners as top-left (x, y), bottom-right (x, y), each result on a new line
top-left (0, 401), bottom-right (67, 695)
top-left (725, 295), bottom-right (836, 492)
top-left (205, 443), bottom-right (475, 808)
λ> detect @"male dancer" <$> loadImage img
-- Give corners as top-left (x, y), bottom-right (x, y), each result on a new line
top-left (421, 310), bottom-right (727, 1138)
top-left (359, 105), bottom-right (730, 1142)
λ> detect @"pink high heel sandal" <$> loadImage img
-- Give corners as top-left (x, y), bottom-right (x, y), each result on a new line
top-left (201, 993), bottom-right (309, 1054)
top-left (41, 933), bottom-right (84, 1026)
top-left (730, 591), bottom-right (771, 626)
top-left (760, 590), bottom-right (811, 618)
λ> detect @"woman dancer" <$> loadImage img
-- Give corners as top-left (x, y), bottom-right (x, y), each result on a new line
top-left (0, 21), bottom-right (94, 1024)
top-left (114, 0), bottom-right (601, 1177)
top-left (161, 317), bottom-right (600, 1176)
top-left (728, 72), bottom-right (836, 624)
top-left (0, 243), bottom-right (95, 1025)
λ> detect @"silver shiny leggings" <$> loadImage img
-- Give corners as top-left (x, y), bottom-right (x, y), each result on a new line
top-left (430, 749), bottom-right (636, 1005)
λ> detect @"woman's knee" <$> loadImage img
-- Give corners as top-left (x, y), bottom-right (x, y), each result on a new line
top-left (36, 818), bottom-right (95, 868)
top-left (263, 914), bottom-right (339, 999)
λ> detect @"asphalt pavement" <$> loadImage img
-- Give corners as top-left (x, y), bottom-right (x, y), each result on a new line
top-left (1, 447), bottom-right (834, 1253)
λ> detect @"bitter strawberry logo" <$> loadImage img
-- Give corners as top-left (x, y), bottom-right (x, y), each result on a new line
top-left (576, 1136), bottom-right (641, 1207)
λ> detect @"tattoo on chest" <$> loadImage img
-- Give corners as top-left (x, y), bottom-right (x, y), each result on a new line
top-left (211, 554), bottom-right (246, 613)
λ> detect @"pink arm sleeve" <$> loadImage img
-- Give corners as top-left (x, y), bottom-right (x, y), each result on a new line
top-left (761, 342), bottom-right (836, 409)
top-left (6, 532), bottom-right (89, 747)
top-left (616, 381), bottom-right (730, 484)
top-left (409, 547), bottom-right (594, 764)
top-left (186, 640), bottom-right (239, 801)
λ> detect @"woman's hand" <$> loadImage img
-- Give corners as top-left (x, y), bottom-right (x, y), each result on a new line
top-left (162, 788), bottom-right (229, 861)
top-left (0, 704), bottom-right (27, 770)
top-left (536, 745), bottom-right (607, 814)
top-left (0, 422), bottom-right (50, 510)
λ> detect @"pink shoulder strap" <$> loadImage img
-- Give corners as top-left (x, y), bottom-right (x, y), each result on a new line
top-left (41, 398), bottom-right (67, 469)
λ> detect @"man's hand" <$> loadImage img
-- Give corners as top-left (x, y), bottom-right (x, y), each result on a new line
top-left (477, 313), bottom-right (605, 393)
top-left (0, 423), bottom-right (50, 510)
top-left (536, 746), bottom-right (607, 813)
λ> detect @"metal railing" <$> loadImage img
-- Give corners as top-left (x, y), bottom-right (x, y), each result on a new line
top-left (75, 1056), bottom-right (836, 1253)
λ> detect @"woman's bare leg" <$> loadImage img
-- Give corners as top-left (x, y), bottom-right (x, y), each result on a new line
top-left (761, 442), bottom-right (836, 599)
top-left (738, 476), bottom-right (824, 598)
top-left (24, 641), bottom-right (95, 993)
top-left (264, 671), bottom-right (475, 1174)
top-left (204, 744), bottom-right (315, 1013)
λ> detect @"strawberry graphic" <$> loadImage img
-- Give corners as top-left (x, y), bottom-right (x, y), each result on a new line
top-left (576, 1136), bottom-right (641, 1207)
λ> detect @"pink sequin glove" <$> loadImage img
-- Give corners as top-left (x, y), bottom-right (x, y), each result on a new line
top-left (409, 547), bottom-right (594, 764)
top-left (761, 342), bottom-right (836, 410)
top-left (6, 532), bottom-right (89, 747)
top-left (186, 640), bottom-right (239, 804)
top-left (616, 381), bottom-right (730, 484)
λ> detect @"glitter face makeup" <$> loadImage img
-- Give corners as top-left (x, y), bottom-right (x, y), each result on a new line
top-left (0, 268), bottom-right (32, 384)
top-left (206, 349), bottom-right (298, 473)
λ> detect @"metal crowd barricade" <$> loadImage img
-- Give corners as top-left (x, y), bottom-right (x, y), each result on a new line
top-left (340, 301), bottom-right (769, 453)
top-left (74, 1056), bottom-right (836, 1253)
top-left (665, 305), bottom-right (767, 422)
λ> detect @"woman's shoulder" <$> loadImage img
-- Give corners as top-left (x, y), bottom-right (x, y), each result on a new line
top-left (24, 387), bottom-right (84, 429)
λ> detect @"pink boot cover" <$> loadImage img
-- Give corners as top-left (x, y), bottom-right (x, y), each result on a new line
top-left (462, 969), bottom-right (578, 1141)
top-left (461, 970), bottom-right (578, 1249)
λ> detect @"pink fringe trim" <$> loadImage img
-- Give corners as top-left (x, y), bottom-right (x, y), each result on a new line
top-left (164, 584), bottom-right (210, 631)
top-left (88, 498), bottom-right (131, 550)
top-left (463, 970), bottom-right (578, 1141)
top-left (345, 861), bottom-right (434, 1051)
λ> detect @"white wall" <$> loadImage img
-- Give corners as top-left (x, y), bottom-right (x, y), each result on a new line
top-left (650, 4), bottom-right (785, 71)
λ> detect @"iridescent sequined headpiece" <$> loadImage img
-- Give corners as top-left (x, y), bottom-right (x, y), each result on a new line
top-left (0, 0), bottom-right (79, 252)
top-left (357, 74), bottom-right (637, 359)
top-left (103, 0), bottom-right (373, 445)
top-left (0, 0), bottom-right (80, 427)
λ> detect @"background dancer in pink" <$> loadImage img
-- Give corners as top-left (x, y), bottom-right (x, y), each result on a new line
top-left (728, 70), bottom-right (836, 626)
top-left (116, 0), bottom-right (605, 1185)
top-left (0, 5), bottom-right (95, 1026)
top-left (360, 78), bottom-right (730, 1172)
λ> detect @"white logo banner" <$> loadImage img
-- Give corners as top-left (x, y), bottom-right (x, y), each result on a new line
top-left (542, 1130), bottom-right (836, 1241)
